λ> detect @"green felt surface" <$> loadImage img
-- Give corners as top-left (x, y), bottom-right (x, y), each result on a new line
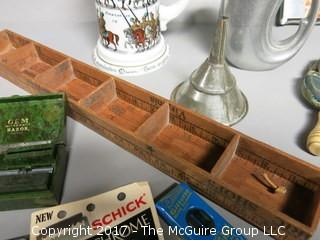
top-left (0, 94), bottom-right (65, 146)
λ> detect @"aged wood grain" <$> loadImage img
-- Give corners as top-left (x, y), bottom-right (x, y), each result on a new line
top-left (0, 29), bottom-right (319, 240)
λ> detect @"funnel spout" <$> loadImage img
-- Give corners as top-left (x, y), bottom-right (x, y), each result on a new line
top-left (209, 17), bottom-right (228, 65)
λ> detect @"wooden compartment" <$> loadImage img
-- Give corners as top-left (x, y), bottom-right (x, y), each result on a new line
top-left (136, 104), bottom-right (226, 172)
top-left (1, 30), bottom-right (320, 240)
top-left (0, 43), bottom-right (55, 79)
top-left (35, 60), bottom-right (106, 101)
top-left (212, 136), bottom-right (320, 227)
top-left (0, 30), bottom-right (31, 56)
top-left (81, 80), bottom-right (152, 132)
top-left (0, 31), bottom-right (16, 55)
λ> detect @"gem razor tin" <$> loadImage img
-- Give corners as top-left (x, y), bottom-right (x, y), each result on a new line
top-left (156, 183), bottom-right (246, 240)
top-left (0, 93), bottom-right (67, 210)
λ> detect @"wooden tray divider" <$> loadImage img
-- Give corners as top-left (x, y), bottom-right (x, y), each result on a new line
top-left (211, 134), bottom-right (240, 177)
top-left (79, 79), bottom-right (117, 110)
top-left (5, 30), bottom-right (31, 49)
top-left (34, 59), bottom-right (75, 91)
top-left (1, 29), bottom-right (320, 239)
top-left (0, 42), bottom-right (57, 79)
top-left (0, 31), bottom-right (15, 55)
top-left (35, 59), bottom-right (111, 102)
top-left (0, 43), bottom-right (39, 71)
top-left (56, 60), bottom-right (101, 101)
top-left (0, 30), bottom-right (31, 55)
top-left (135, 103), bottom-right (170, 141)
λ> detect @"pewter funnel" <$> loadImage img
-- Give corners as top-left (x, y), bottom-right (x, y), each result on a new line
top-left (223, 0), bottom-right (320, 71)
top-left (171, 17), bottom-right (248, 126)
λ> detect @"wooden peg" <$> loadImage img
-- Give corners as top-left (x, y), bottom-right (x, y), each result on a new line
top-left (262, 173), bottom-right (287, 194)
top-left (307, 112), bottom-right (320, 156)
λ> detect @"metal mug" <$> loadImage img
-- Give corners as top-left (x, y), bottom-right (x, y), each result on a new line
top-left (223, 0), bottom-right (320, 71)
top-left (93, 0), bottom-right (189, 76)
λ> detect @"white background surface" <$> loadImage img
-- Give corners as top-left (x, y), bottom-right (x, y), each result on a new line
top-left (0, 0), bottom-right (319, 239)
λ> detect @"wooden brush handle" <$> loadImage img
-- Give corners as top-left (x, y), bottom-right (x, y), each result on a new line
top-left (307, 112), bottom-right (320, 156)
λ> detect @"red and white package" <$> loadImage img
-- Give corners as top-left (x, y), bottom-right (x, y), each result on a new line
top-left (30, 182), bottom-right (163, 240)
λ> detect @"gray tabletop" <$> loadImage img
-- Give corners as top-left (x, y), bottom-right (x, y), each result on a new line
top-left (0, 0), bottom-right (319, 239)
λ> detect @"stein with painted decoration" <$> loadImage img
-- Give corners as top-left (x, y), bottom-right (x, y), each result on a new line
top-left (94, 0), bottom-right (189, 76)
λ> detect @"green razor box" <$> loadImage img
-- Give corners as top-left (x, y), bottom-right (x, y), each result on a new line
top-left (0, 93), bottom-right (67, 211)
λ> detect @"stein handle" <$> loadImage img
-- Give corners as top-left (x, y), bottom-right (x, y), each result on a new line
top-left (265, 0), bottom-right (319, 62)
top-left (159, 0), bottom-right (189, 31)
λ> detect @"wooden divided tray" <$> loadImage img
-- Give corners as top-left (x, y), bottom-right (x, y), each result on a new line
top-left (0, 30), bottom-right (319, 239)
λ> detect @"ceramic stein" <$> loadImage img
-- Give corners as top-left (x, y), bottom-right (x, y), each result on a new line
top-left (223, 0), bottom-right (320, 71)
top-left (94, 0), bottom-right (189, 76)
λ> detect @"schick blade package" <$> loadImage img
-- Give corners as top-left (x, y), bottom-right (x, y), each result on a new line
top-left (0, 93), bottom-right (67, 210)
top-left (156, 183), bottom-right (246, 240)
top-left (30, 182), bottom-right (164, 240)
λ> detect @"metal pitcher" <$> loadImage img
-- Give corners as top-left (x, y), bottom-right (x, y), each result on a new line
top-left (223, 0), bottom-right (320, 71)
